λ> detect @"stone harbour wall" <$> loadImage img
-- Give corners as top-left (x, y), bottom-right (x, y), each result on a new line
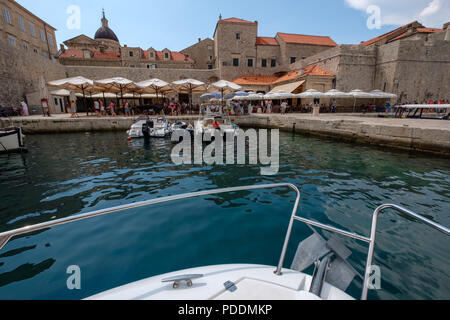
top-left (235, 115), bottom-right (450, 156)
top-left (2, 115), bottom-right (449, 156)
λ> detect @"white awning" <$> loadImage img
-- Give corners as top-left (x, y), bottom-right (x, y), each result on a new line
top-left (269, 80), bottom-right (305, 94)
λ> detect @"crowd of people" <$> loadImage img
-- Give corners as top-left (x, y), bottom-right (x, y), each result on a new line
top-left (2, 97), bottom-right (448, 118)
top-left (0, 101), bottom-right (30, 117)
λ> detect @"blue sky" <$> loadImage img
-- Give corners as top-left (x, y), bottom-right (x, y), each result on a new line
top-left (16, 0), bottom-right (450, 51)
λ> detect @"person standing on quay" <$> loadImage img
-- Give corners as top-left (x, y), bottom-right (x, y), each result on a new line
top-left (41, 98), bottom-right (50, 117)
top-left (266, 100), bottom-right (272, 114)
top-left (94, 100), bottom-right (100, 117)
top-left (124, 100), bottom-right (131, 117)
top-left (100, 100), bottom-right (106, 116)
top-left (281, 100), bottom-right (288, 114)
top-left (70, 100), bottom-right (78, 118)
top-left (20, 101), bottom-right (29, 116)
top-left (109, 101), bottom-right (116, 117)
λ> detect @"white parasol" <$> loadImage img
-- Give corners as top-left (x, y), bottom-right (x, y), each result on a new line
top-left (136, 78), bottom-right (174, 103)
top-left (296, 89), bottom-right (326, 99)
top-left (171, 79), bottom-right (207, 114)
top-left (47, 76), bottom-right (96, 115)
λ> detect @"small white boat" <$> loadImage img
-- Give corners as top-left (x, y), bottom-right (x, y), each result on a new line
top-left (194, 116), bottom-right (240, 141)
top-left (127, 117), bottom-right (172, 139)
top-left (0, 127), bottom-right (26, 153)
top-left (171, 121), bottom-right (194, 143)
top-left (150, 117), bottom-right (172, 138)
top-left (127, 116), bottom-right (151, 139)
top-left (1, 184), bottom-right (447, 300)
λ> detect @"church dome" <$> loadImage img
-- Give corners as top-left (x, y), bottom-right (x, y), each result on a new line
top-left (95, 27), bottom-right (119, 42)
top-left (94, 10), bottom-right (119, 43)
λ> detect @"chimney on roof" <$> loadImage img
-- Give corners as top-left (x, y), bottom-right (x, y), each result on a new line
top-left (60, 44), bottom-right (65, 53)
top-left (198, 38), bottom-right (201, 43)
top-left (219, 14), bottom-right (222, 20)
top-left (406, 25), bottom-right (417, 35)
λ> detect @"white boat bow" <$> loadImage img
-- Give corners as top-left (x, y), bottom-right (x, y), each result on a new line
top-left (86, 264), bottom-right (352, 300)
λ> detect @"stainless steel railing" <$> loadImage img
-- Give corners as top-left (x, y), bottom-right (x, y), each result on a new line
top-left (361, 204), bottom-right (450, 300)
top-left (0, 183), bottom-right (301, 252)
top-left (283, 202), bottom-right (449, 300)
top-left (0, 184), bottom-right (448, 301)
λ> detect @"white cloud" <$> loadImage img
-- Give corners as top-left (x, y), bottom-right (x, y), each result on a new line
top-left (419, 0), bottom-right (441, 17)
top-left (345, 0), bottom-right (450, 28)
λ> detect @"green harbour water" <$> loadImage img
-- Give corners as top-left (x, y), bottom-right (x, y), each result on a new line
top-left (0, 131), bottom-right (449, 300)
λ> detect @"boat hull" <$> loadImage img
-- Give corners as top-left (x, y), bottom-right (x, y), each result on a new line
top-left (0, 128), bottom-right (26, 154)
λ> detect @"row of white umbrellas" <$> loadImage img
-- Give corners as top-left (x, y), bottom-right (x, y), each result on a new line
top-left (47, 76), bottom-right (396, 111)
top-left (47, 76), bottom-right (244, 97)
top-left (47, 76), bottom-right (245, 113)
top-left (231, 89), bottom-right (397, 101)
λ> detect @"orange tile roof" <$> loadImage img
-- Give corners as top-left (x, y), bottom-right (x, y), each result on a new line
top-left (301, 65), bottom-right (335, 77)
top-left (93, 51), bottom-right (121, 60)
top-left (233, 66), bottom-right (334, 86)
top-left (59, 49), bottom-right (121, 60)
top-left (60, 48), bottom-right (192, 63)
top-left (388, 27), bottom-right (443, 42)
top-left (222, 17), bottom-right (257, 24)
top-left (143, 51), bottom-right (193, 62)
top-left (277, 32), bottom-right (337, 46)
top-left (172, 51), bottom-right (194, 62)
top-left (360, 24), bottom-right (409, 46)
top-left (256, 37), bottom-right (279, 46)
top-left (359, 23), bottom-right (437, 46)
top-left (59, 49), bottom-right (83, 59)
top-left (233, 75), bottom-right (279, 85)
top-left (273, 71), bottom-right (299, 84)
top-left (417, 27), bottom-right (443, 33)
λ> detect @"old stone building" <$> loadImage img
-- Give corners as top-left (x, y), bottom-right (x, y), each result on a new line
top-left (180, 37), bottom-right (215, 70)
top-left (213, 17), bottom-right (338, 81)
top-left (58, 14), bottom-right (338, 81)
top-left (290, 21), bottom-right (450, 103)
top-left (58, 11), bottom-right (195, 70)
top-left (0, 0), bottom-right (65, 113)
top-left (0, 0), bottom-right (57, 59)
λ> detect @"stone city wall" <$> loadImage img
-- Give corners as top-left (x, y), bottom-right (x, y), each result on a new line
top-left (376, 39), bottom-right (450, 102)
top-left (0, 39), bottom-right (66, 108)
top-left (291, 39), bottom-right (450, 102)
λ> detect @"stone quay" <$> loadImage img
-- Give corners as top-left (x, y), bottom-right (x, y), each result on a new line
top-left (1, 113), bottom-right (449, 156)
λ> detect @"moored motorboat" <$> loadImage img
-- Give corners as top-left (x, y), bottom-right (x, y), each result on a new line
top-left (194, 116), bottom-right (240, 141)
top-left (150, 117), bottom-right (172, 138)
top-left (0, 127), bottom-right (27, 154)
top-left (127, 116), bottom-right (152, 139)
top-left (127, 116), bottom-right (172, 139)
top-left (171, 121), bottom-right (194, 143)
